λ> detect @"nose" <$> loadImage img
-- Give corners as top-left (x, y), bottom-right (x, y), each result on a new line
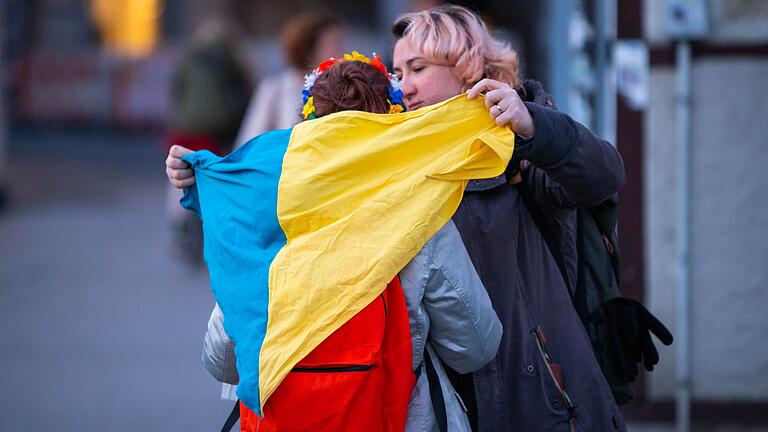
top-left (401, 75), bottom-right (417, 101)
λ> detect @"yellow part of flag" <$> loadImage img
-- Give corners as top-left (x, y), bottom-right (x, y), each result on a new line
top-left (260, 94), bottom-right (515, 408)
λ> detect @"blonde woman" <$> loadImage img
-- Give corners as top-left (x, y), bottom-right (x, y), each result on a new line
top-left (391, 5), bottom-right (626, 432)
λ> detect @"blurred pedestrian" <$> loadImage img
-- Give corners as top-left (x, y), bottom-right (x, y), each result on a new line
top-left (167, 18), bottom-right (252, 159)
top-left (164, 18), bottom-right (252, 268)
top-left (233, 11), bottom-right (345, 147)
top-left (163, 12), bottom-right (344, 187)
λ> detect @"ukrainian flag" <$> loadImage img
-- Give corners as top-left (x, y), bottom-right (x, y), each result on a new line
top-left (181, 94), bottom-right (514, 414)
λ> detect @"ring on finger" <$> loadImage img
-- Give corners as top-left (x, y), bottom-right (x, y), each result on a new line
top-left (492, 105), bottom-right (502, 116)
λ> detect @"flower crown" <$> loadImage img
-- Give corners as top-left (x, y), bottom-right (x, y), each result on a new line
top-left (301, 51), bottom-right (405, 120)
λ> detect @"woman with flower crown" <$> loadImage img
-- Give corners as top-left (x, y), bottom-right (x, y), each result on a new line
top-left (196, 53), bottom-right (502, 431)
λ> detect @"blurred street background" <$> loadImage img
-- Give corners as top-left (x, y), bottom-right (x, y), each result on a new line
top-left (1, 129), bottom-right (230, 430)
top-left (1, 1), bottom-right (767, 431)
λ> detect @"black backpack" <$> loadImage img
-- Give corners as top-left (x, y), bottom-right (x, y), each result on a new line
top-left (517, 169), bottom-right (673, 404)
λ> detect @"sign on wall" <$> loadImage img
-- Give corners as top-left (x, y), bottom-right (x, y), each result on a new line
top-left (615, 41), bottom-right (649, 111)
top-left (667, 0), bottom-right (709, 39)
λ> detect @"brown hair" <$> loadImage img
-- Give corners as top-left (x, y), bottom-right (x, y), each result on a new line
top-left (281, 11), bottom-right (343, 70)
top-left (311, 61), bottom-right (391, 118)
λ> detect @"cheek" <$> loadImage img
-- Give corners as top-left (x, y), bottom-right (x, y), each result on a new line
top-left (443, 74), bottom-right (465, 96)
top-left (429, 69), bottom-right (464, 101)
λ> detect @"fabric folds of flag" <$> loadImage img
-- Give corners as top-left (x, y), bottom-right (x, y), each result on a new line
top-left (180, 94), bottom-right (515, 415)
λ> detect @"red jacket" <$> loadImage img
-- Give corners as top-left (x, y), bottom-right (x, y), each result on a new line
top-left (240, 278), bottom-right (414, 432)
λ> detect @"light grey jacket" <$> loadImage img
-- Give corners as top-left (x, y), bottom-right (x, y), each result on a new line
top-left (203, 220), bottom-right (502, 431)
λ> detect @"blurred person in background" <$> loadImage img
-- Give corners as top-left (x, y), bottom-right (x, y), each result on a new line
top-left (164, 12), bottom-right (345, 189)
top-left (390, 5), bottom-right (627, 432)
top-left (165, 18), bottom-right (252, 267)
top-left (232, 11), bottom-right (345, 147)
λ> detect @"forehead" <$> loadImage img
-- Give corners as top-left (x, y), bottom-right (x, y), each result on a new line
top-left (393, 38), bottom-right (424, 67)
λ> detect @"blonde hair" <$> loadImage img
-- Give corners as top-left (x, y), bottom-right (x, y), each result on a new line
top-left (392, 4), bottom-right (520, 89)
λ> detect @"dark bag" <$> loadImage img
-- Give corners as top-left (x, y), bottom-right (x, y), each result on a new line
top-left (517, 171), bottom-right (673, 404)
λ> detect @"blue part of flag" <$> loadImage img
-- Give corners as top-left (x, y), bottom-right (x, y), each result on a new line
top-left (180, 128), bottom-right (293, 414)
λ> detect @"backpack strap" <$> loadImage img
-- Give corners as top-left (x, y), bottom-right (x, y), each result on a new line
top-left (221, 399), bottom-right (240, 432)
top-left (424, 348), bottom-right (448, 432)
top-left (515, 172), bottom-right (570, 292)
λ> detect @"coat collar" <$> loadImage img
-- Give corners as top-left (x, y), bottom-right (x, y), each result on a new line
top-left (465, 174), bottom-right (507, 191)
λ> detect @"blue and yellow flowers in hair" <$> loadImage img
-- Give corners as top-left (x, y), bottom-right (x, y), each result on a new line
top-left (301, 51), bottom-right (406, 119)
top-left (301, 96), bottom-right (315, 120)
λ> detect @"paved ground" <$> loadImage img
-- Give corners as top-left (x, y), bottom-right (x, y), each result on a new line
top-left (0, 129), bottom-right (231, 431)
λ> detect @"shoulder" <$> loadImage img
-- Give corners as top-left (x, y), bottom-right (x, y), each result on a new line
top-left (420, 220), bottom-right (478, 289)
top-left (422, 220), bottom-right (464, 259)
top-left (400, 220), bottom-right (465, 292)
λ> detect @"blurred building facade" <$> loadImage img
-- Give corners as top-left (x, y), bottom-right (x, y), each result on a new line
top-left (638, 0), bottom-right (768, 423)
top-left (566, 1), bottom-right (768, 428)
top-left (1, 0), bottom-right (566, 130)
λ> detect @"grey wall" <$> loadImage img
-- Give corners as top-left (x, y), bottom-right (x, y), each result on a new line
top-left (644, 58), bottom-right (768, 400)
top-left (645, 0), bottom-right (768, 44)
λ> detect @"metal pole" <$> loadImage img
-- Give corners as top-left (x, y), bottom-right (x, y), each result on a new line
top-left (594, 0), bottom-right (617, 145)
top-left (594, 0), bottom-right (607, 137)
top-left (549, 0), bottom-right (572, 114)
top-left (674, 39), bottom-right (692, 432)
top-left (0, 0), bottom-right (8, 210)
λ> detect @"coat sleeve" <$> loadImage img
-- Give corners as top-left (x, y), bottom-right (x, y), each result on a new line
top-left (421, 221), bottom-right (503, 374)
top-left (202, 303), bottom-right (239, 385)
top-left (515, 100), bottom-right (626, 208)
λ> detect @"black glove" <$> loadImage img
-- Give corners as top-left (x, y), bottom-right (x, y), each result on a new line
top-left (603, 298), bottom-right (674, 383)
